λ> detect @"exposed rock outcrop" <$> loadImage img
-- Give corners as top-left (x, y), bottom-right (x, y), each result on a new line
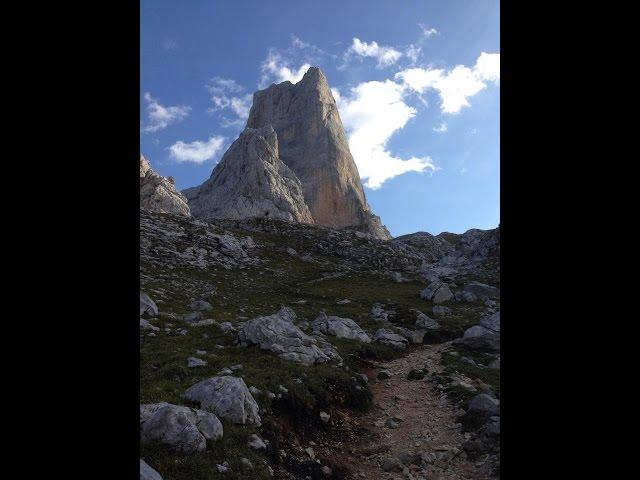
top-left (182, 376), bottom-right (261, 426)
top-left (185, 67), bottom-right (391, 239)
top-left (312, 312), bottom-right (371, 343)
top-left (140, 155), bottom-right (191, 216)
top-left (183, 126), bottom-right (313, 223)
top-left (139, 402), bottom-right (223, 453)
top-left (237, 307), bottom-right (337, 365)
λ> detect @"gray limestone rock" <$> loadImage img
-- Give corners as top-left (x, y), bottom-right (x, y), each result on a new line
top-left (140, 459), bottom-right (163, 480)
top-left (139, 403), bottom-right (223, 453)
top-left (184, 126), bottom-right (313, 224)
top-left (182, 376), bottom-right (261, 426)
top-left (140, 293), bottom-right (158, 317)
top-left (373, 328), bottom-right (409, 350)
top-left (312, 312), bottom-right (371, 343)
top-left (246, 67), bottom-right (391, 239)
top-left (420, 281), bottom-right (454, 304)
top-left (415, 312), bottom-right (440, 330)
top-left (237, 308), bottom-right (334, 365)
top-left (140, 155), bottom-right (191, 216)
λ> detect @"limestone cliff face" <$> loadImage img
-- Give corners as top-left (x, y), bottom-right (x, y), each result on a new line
top-left (140, 155), bottom-right (191, 216)
top-left (246, 67), bottom-right (389, 238)
top-left (183, 126), bottom-right (313, 223)
top-left (185, 67), bottom-right (391, 239)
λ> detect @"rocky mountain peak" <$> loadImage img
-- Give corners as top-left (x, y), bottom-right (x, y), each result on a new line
top-left (184, 66), bottom-right (391, 239)
top-left (183, 125), bottom-right (313, 223)
top-left (140, 154), bottom-right (191, 216)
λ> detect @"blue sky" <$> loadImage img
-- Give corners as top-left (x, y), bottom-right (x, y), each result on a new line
top-left (141, 0), bottom-right (500, 237)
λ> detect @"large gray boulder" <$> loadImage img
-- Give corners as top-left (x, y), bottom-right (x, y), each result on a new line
top-left (480, 311), bottom-right (500, 333)
top-left (183, 376), bottom-right (261, 426)
top-left (420, 281), bottom-right (454, 304)
top-left (468, 393), bottom-right (500, 416)
top-left (373, 329), bottom-right (409, 350)
top-left (237, 307), bottom-right (333, 365)
top-left (140, 459), bottom-right (162, 480)
top-left (139, 403), bottom-right (223, 453)
top-left (312, 312), bottom-right (371, 343)
top-left (415, 312), bottom-right (440, 330)
top-left (140, 155), bottom-right (191, 216)
top-left (184, 126), bottom-right (313, 224)
top-left (459, 325), bottom-right (500, 352)
top-left (140, 293), bottom-right (158, 317)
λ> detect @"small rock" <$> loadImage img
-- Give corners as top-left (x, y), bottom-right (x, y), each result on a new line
top-left (305, 447), bottom-right (315, 460)
top-left (319, 411), bottom-right (330, 423)
top-left (247, 434), bottom-right (267, 451)
top-left (385, 418), bottom-right (400, 429)
top-left (378, 370), bottom-right (392, 380)
top-left (240, 457), bottom-right (253, 469)
top-left (187, 357), bottom-right (207, 368)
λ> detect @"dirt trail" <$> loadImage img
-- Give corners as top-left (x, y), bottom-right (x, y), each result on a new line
top-left (334, 342), bottom-right (494, 480)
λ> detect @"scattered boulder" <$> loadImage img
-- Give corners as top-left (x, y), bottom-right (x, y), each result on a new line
top-left (371, 303), bottom-right (389, 322)
top-left (312, 312), bottom-right (371, 343)
top-left (460, 393), bottom-right (500, 431)
top-left (139, 403), bottom-right (223, 453)
top-left (140, 293), bottom-right (158, 317)
top-left (420, 281), bottom-right (454, 304)
top-left (415, 312), bottom-right (440, 330)
top-left (456, 309), bottom-right (500, 352)
top-left (432, 305), bottom-right (452, 317)
top-left (140, 319), bottom-right (160, 331)
top-left (247, 434), bottom-right (267, 451)
top-left (140, 459), bottom-right (163, 480)
top-left (237, 308), bottom-right (334, 365)
top-left (378, 370), bottom-right (392, 380)
top-left (319, 411), bottom-right (330, 423)
top-left (394, 326), bottom-right (426, 344)
top-left (183, 376), bottom-right (261, 426)
top-left (187, 357), bottom-right (207, 368)
top-left (373, 329), bottom-right (409, 350)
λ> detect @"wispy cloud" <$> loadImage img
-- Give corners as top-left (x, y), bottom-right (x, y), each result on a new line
top-left (344, 38), bottom-right (403, 69)
top-left (395, 52), bottom-right (500, 114)
top-left (418, 24), bottom-right (439, 38)
top-left (168, 136), bottom-right (226, 164)
top-left (206, 77), bottom-right (253, 125)
top-left (335, 80), bottom-right (435, 189)
top-left (162, 38), bottom-right (178, 51)
top-left (142, 93), bottom-right (191, 133)
top-left (260, 49), bottom-right (311, 87)
top-left (433, 122), bottom-right (448, 133)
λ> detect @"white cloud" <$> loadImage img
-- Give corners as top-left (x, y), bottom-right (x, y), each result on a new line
top-left (345, 38), bottom-right (403, 68)
top-left (206, 77), bottom-right (253, 124)
top-left (395, 52), bottom-right (500, 114)
top-left (419, 24), bottom-right (439, 38)
top-left (260, 49), bottom-right (311, 87)
top-left (433, 122), bottom-right (448, 133)
top-left (162, 39), bottom-right (178, 51)
top-left (335, 80), bottom-right (435, 189)
top-left (405, 44), bottom-right (422, 65)
top-left (142, 93), bottom-right (191, 133)
top-left (168, 136), bottom-right (226, 164)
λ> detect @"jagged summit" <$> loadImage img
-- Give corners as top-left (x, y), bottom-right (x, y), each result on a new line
top-left (184, 66), bottom-right (391, 240)
top-left (183, 126), bottom-right (313, 223)
top-left (140, 154), bottom-right (190, 216)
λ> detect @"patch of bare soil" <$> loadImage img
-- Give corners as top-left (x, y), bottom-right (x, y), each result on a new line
top-left (287, 343), bottom-right (496, 480)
